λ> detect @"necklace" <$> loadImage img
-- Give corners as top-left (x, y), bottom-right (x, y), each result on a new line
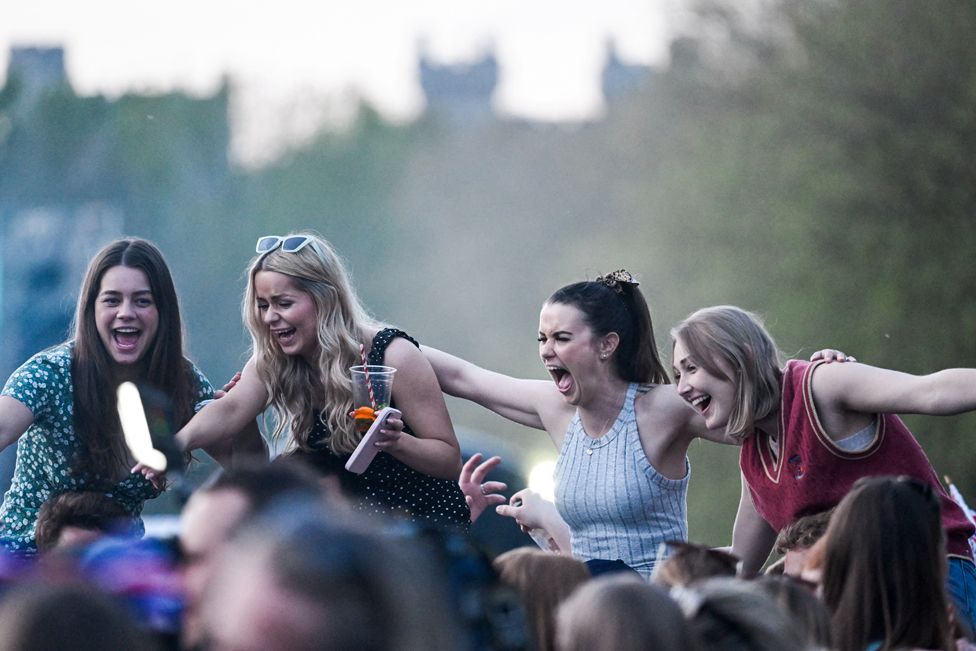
top-left (583, 412), bottom-right (619, 456)
top-left (581, 389), bottom-right (628, 456)
top-left (585, 434), bottom-right (614, 456)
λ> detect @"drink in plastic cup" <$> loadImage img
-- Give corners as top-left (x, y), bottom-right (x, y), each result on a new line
top-left (349, 365), bottom-right (396, 433)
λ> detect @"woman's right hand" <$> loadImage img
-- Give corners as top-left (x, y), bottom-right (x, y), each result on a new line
top-left (458, 453), bottom-right (508, 523)
top-left (130, 462), bottom-right (167, 491)
top-left (213, 371), bottom-right (242, 399)
top-left (496, 488), bottom-right (569, 553)
top-left (496, 488), bottom-right (554, 532)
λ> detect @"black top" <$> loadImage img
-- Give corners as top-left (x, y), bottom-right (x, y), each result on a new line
top-left (285, 328), bottom-right (470, 529)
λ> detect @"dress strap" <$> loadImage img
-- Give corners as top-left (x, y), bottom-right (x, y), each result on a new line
top-left (367, 328), bottom-right (419, 366)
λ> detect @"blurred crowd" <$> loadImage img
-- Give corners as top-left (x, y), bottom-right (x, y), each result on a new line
top-left (0, 462), bottom-right (971, 651)
top-left (3, 235), bottom-right (976, 650)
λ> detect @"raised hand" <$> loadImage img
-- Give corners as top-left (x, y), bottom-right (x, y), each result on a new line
top-left (457, 453), bottom-right (508, 523)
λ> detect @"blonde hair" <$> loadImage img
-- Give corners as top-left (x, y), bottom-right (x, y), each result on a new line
top-left (670, 306), bottom-right (783, 439)
top-left (243, 233), bottom-right (382, 454)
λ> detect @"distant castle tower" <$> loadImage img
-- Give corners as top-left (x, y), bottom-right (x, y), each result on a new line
top-left (418, 43), bottom-right (651, 123)
top-left (602, 42), bottom-right (652, 102)
top-left (418, 53), bottom-right (498, 123)
top-left (5, 47), bottom-right (71, 111)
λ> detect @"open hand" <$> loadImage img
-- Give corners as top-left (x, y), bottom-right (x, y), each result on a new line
top-left (458, 453), bottom-right (508, 523)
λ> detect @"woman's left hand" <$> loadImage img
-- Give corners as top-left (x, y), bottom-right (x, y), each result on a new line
top-left (130, 463), bottom-right (167, 491)
top-left (810, 349), bottom-right (857, 363)
top-left (370, 413), bottom-right (406, 450)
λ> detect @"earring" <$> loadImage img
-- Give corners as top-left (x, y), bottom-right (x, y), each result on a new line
top-left (600, 353), bottom-right (608, 360)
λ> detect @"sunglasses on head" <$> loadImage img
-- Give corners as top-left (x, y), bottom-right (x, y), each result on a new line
top-left (255, 235), bottom-right (317, 254)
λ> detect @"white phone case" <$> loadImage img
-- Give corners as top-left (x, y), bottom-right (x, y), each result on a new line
top-left (345, 407), bottom-right (401, 474)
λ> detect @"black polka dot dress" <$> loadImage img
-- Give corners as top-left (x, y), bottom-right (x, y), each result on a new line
top-left (297, 329), bottom-right (470, 530)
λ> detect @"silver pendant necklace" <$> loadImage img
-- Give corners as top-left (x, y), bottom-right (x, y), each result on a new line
top-left (584, 417), bottom-right (616, 456)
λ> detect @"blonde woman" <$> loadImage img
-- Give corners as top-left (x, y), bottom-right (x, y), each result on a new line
top-left (154, 233), bottom-right (469, 527)
top-left (671, 305), bottom-right (976, 630)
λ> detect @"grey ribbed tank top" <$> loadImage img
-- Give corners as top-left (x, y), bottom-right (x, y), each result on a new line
top-left (553, 382), bottom-right (689, 579)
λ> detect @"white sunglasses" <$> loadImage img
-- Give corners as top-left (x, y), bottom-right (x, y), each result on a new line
top-left (255, 235), bottom-right (319, 254)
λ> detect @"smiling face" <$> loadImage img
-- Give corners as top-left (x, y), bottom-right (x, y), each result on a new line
top-left (538, 302), bottom-right (612, 407)
top-left (94, 265), bottom-right (159, 371)
top-left (672, 335), bottom-right (738, 431)
top-left (254, 270), bottom-right (320, 364)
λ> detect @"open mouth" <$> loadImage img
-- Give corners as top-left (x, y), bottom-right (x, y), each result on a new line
top-left (274, 328), bottom-right (297, 344)
top-left (547, 366), bottom-right (574, 394)
top-left (113, 327), bottom-right (141, 352)
top-left (691, 394), bottom-right (712, 413)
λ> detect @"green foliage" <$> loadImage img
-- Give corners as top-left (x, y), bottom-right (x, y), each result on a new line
top-left (630, 0), bottom-right (976, 540)
top-left (3, 1), bottom-right (975, 533)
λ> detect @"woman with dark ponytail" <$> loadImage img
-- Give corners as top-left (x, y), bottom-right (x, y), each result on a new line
top-left (424, 270), bottom-right (732, 578)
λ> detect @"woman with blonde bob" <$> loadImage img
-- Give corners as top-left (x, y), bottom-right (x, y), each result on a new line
top-left (670, 305), bottom-right (976, 630)
top-left (158, 233), bottom-right (469, 526)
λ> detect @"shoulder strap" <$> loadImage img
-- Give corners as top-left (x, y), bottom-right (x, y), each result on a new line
top-left (368, 328), bottom-right (419, 365)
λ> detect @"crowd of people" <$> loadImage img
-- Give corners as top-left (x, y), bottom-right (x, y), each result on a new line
top-left (1, 233), bottom-right (975, 650)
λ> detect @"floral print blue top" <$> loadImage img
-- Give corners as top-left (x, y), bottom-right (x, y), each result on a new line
top-left (0, 342), bottom-right (213, 553)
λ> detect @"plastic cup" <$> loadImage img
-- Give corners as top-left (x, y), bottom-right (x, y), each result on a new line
top-left (349, 365), bottom-right (396, 433)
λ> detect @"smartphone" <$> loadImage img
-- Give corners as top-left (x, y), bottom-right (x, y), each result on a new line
top-left (345, 407), bottom-right (401, 474)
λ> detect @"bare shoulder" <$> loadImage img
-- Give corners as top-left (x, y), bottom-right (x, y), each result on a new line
top-left (631, 384), bottom-right (700, 479)
top-left (634, 384), bottom-right (694, 425)
top-left (381, 335), bottom-right (429, 370)
top-left (634, 384), bottom-right (698, 440)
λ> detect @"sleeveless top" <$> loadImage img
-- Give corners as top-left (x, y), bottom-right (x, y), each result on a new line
top-left (553, 382), bottom-right (690, 579)
top-left (285, 328), bottom-right (470, 530)
top-left (740, 359), bottom-right (975, 559)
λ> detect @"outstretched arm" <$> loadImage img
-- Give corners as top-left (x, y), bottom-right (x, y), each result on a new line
top-left (730, 475), bottom-right (777, 576)
top-left (421, 345), bottom-right (561, 432)
top-left (175, 357), bottom-right (268, 453)
top-left (369, 338), bottom-right (464, 480)
top-left (200, 373), bottom-right (269, 467)
top-left (812, 362), bottom-right (976, 418)
top-left (673, 349), bottom-right (856, 448)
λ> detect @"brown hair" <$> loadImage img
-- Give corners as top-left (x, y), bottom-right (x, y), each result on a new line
top-left (556, 574), bottom-right (693, 651)
top-left (493, 547), bottom-right (591, 651)
top-left (0, 582), bottom-right (155, 651)
top-left (822, 476), bottom-right (953, 651)
top-left (34, 490), bottom-right (133, 552)
top-left (754, 574), bottom-right (832, 648)
top-left (775, 508), bottom-right (833, 555)
top-left (71, 238), bottom-right (194, 481)
top-left (652, 540), bottom-right (738, 588)
top-left (547, 273), bottom-right (670, 385)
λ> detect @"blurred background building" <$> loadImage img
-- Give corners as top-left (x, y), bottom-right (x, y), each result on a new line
top-left (3, 0), bottom-right (975, 544)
